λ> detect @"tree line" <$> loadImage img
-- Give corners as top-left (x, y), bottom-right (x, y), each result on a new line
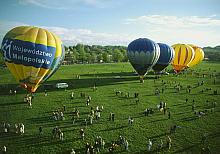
top-left (64, 44), bottom-right (220, 64)
top-left (203, 46), bottom-right (220, 61)
top-left (63, 44), bottom-right (128, 64)
top-left (0, 44), bottom-right (220, 66)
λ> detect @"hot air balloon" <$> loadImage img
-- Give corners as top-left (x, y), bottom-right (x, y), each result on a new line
top-left (1, 26), bottom-right (65, 93)
top-left (152, 43), bottom-right (175, 72)
top-left (127, 38), bottom-right (160, 82)
top-left (188, 44), bottom-right (204, 68)
top-left (171, 44), bottom-right (195, 73)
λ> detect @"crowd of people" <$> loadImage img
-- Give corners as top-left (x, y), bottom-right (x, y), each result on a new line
top-left (1, 68), bottom-right (218, 153)
top-left (51, 110), bottom-right (65, 121)
top-left (52, 126), bottom-right (64, 141)
top-left (1, 122), bottom-right (25, 135)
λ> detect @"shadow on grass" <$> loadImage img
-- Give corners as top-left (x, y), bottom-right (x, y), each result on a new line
top-left (0, 73), bottom-right (142, 95)
top-left (173, 143), bottom-right (200, 153)
top-left (174, 111), bottom-right (192, 115)
top-left (99, 125), bottom-right (128, 132)
top-left (178, 116), bottom-right (199, 122)
top-left (149, 133), bottom-right (167, 140)
top-left (149, 118), bottom-right (167, 123)
top-left (26, 116), bottom-right (76, 128)
top-left (0, 101), bottom-right (26, 107)
top-left (0, 71), bottom-right (159, 96)
top-left (81, 72), bottom-right (135, 77)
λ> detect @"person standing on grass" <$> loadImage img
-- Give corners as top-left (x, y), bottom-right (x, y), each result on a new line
top-left (128, 116), bottom-right (131, 125)
top-left (85, 119), bottom-right (88, 128)
top-left (163, 107), bottom-right (167, 115)
top-left (95, 141), bottom-right (100, 153)
top-left (57, 128), bottom-right (62, 139)
top-left (95, 111), bottom-right (98, 120)
top-left (71, 91), bottom-right (74, 99)
top-left (128, 116), bottom-right (134, 125)
top-left (2, 145), bottom-right (6, 154)
top-left (167, 136), bottom-right (172, 150)
top-left (188, 88), bottom-right (191, 94)
top-left (70, 149), bottom-right (76, 154)
top-left (163, 102), bottom-right (167, 108)
top-left (80, 128), bottom-right (85, 140)
top-left (60, 132), bottom-right (64, 141)
top-left (44, 90), bottom-right (48, 96)
top-left (148, 139), bottom-right (152, 151)
top-left (201, 133), bottom-right (207, 145)
top-left (160, 101), bottom-right (163, 109)
top-left (39, 126), bottom-right (43, 136)
top-left (21, 123), bottom-right (24, 134)
top-left (112, 113), bottom-right (115, 121)
top-left (124, 140), bottom-right (129, 151)
top-left (101, 139), bottom-right (105, 150)
top-left (109, 113), bottom-right (112, 121)
top-left (144, 108), bottom-right (148, 116)
top-left (89, 115), bottom-right (93, 125)
top-left (76, 109), bottom-right (80, 118)
top-left (86, 99), bottom-right (90, 106)
top-left (72, 115), bottom-right (75, 124)
top-left (15, 123), bottom-right (18, 134)
top-left (86, 143), bottom-right (91, 154)
top-left (192, 103), bottom-right (195, 112)
top-left (97, 111), bottom-right (101, 119)
top-left (160, 139), bottom-right (163, 150)
top-left (212, 102), bottom-right (217, 108)
top-left (90, 108), bottom-right (94, 117)
top-left (60, 111), bottom-right (64, 120)
top-left (168, 111), bottom-right (171, 119)
top-left (96, 106), bottom-right (99, 112)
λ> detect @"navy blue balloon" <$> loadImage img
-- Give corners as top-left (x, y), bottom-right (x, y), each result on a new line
top-left (127, 38), bottom-right (160, 79)
top-left (152, 43), bottom-right (175, 72)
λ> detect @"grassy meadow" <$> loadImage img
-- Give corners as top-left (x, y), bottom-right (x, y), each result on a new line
top-left (0, 62), bottom-right (219, 154)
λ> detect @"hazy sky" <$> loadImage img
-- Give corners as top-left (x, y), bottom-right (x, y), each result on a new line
top-left (0, 0), bottom-right (220, 47)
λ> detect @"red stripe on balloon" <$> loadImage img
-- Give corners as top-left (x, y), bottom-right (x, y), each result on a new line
top-left (183, 47), bottom-right (189, 65)
top-left (177, 46), bottom-right (181, 64)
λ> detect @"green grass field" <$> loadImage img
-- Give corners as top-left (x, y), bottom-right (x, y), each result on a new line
top-left (0, 62), bottom-right (220, 154)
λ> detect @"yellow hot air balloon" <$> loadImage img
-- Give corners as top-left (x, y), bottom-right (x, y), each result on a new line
top-left (188, 44), bottom-right (204, 67)
top-left (171, 44), bottom-right (195, 73)
top-left (1, 26), bottom-right (65, 92)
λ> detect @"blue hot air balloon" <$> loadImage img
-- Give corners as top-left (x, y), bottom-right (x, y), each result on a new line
top-left (127, 38), bottom-right (160, 82)
top-left (152, 43), bottom-right (175, 72)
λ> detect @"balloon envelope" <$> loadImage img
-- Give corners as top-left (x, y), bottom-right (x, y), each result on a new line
top-left (127, 38), bottom-right (160, 80)
top-left (188, 44), bottom-right (204, 67)
top-left (153, 43), bottom-right (175, 72)
top-left (1, 26), bottom-right (65, 92)
top-left (171, 44), bottom-right (195, 73)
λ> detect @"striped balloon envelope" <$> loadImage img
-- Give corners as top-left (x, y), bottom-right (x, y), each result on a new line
top-left (127, 38), bottom-right (160, 82)
top-left (171, 44), bottom-right (195, 73)
top-left (1, 26), bottom-right (65, 92)
top-left (152, 43), bottom-right (175, 72)
top-left (188, 44), bottom-right (204, 68)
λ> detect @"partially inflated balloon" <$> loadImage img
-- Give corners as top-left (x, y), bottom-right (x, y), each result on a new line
top-left (188, 44), bottom-right (204, 67)
top-left (153, 43), bottom-right (175, 72)
top-left (171, 44), bottom-right (194, 73)
top-left (1, 26), bottom-right (65, 92)
top-left (127, 38), bottom-right (160, 82)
